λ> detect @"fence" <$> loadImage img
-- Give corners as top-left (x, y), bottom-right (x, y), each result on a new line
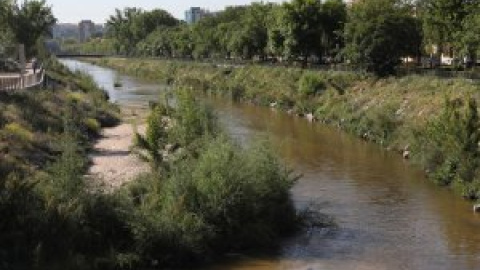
top-left (0, 66), bottom-right (45, 91)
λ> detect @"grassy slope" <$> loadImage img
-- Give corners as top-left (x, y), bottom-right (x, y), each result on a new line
top-left (0, 58), bottom-right (121, 268)
top-left (0, 58), bottom-right (119, 177)
top-left (87, 57), bottom-right (480, 200)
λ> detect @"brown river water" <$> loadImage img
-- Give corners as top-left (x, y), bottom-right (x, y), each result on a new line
top-left (62, 59), bottom-right (480, 270)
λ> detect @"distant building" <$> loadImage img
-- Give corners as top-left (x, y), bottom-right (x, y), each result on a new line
top-left (185, 7), bottom-right (208, 24)
top-left (52, 23), bottom-right (79, 40)
top-left (78, 20), bottom-right (95, 42)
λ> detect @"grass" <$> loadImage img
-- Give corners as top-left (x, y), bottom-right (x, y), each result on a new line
top-left (86, 57), bottom-right (480, 201)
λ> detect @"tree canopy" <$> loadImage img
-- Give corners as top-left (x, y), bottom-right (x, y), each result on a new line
top-left (6, 0), bottom-right (57, 57)
top-left (418, 0), bottom-right (478, 58)
top-left (106, 7), bottom-right (179, 55)
top-left (343, 0), bottom-right (422, 76)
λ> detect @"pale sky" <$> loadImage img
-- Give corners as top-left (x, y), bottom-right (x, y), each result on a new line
top-left (45, 0), bottom-right (285, 24)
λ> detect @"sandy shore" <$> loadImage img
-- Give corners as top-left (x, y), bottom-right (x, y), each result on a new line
top-left (87, 107), bottom-right (149, 191)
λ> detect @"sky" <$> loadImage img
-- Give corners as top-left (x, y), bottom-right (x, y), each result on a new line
top-left (45, 0), bottom-right (286, 24)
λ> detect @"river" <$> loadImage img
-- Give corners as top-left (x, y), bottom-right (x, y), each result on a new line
top-left (62, 59), bottom-right (480, 270)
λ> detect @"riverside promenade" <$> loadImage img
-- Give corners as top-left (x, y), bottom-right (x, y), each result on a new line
top-left (0, 62), bottom-right (45, 91)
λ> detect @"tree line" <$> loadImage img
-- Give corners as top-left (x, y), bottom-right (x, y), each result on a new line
top-left (97, 0), bottom-right (480, 76)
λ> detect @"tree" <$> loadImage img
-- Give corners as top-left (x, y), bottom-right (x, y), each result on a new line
top-left (131, 9), bottom-right (178, 44)
top-left (321, 0), bottom-right (347, 60)
top-left (106, 7), bottom-right (178, 55)
top-left (418, 0), bottom-right (476, 57)
top-left (267, 0), bottom-right (346, 64)
top-left (274, 0), bottom-right (325, 63)
top-left (343, 0), bottom-right (422, 76)
top-left (106, 8), bottom-right (143, 55)
top-left (0, 1), bottom-right (14, 54)
top-left (7, 0), bottom-right (57, 57)
top-left (229, 2), bottom-right (274, 60)
top-left (190, 6), bottom-right (247, 59)
top-left (457, 2), bottom-right (480, 63)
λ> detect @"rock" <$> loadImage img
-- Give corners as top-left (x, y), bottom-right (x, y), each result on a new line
top-left (287, 109), bottom-right (294, 115)
top-left (474, 204), bottom-right (480, 213)
top-left (402, 145), bottom-right (410, 159)
top-left (270, 102), bottom-right (278, 108)
top-left (306, 113), bottom-right (315, 122)
top-left (165, 143), bottom-right (177, 152)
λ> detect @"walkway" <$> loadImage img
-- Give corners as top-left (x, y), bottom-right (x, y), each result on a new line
top-left (0, 62), bottom-right (45, 91)
top-left (87, 107), bottom-right (149, 191)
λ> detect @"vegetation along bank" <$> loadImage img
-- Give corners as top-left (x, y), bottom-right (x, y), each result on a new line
top-left (87, 57), bottom-right (480, 202)
top-left (1, 58), bottom-right (310, 269)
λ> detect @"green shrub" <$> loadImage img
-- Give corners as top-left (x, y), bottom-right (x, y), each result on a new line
top-left (125, 92), bottom-right (301, 267)
top-left (83, 118), bottom-right (101, 136)
top-left (128, 136), bottom-right (297, 266)
top-left (67, 92), bottom-right (86, 103)
top-left (355, 103), bottom-right (400, 144)
top-left (2, 123), bottom-right (34, 143)
top-left (412, 97), bottom-right (480, 199)
top-left (168, 89), bottom-right (219, 148)
top-left (134, 102), bottom-right (169, 168)
top-left (298, 73), bottom-right (327, 97)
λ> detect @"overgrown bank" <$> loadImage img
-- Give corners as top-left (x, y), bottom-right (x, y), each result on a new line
top-left (1, 59), bottom-right (306, 269)
top-left (0, 58), bottom-right (120, 267)
top-left (87, 57), bottom-right (480, 201)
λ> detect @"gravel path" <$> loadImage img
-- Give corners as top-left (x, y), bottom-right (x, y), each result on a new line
top-left (87, 108), bottom-right (149, 191)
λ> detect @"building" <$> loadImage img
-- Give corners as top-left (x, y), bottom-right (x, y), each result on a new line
top-left (52, 23), bottom-right (79, 40)
top-left (185, 7), bottom-right (208, 24)
top-left (78, 20), bottom-right (95, 43)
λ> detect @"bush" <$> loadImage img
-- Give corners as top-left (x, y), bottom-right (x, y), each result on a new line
top-left (127, 136), bottom-right (297, 267)
top-left (298, 73), bottom-right (327, 97)
top-left (126, 91), bottom-right (301, 267)
top-left (412, 97), bottom-right (480, 199)
top-left (83, 118), bottom-right (101, 136)
top-left (2, 123), bottom-right (34, 143)
top-left (167, 89), bottom-right (219, 148)
top-left (133, 102), bottom-right (170, 168)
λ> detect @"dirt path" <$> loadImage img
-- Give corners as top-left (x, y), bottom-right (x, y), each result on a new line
top-left (87, 107), bottom-right (149, 191)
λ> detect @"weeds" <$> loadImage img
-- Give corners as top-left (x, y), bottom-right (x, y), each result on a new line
top-left (412, 97), bottom-right (480, 199)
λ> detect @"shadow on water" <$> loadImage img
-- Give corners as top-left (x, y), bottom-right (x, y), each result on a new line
top-left (63, 59), bottom-right (480, 270)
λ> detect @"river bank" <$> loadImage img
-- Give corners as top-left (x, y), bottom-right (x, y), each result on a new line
top-left (0, 58), bottom-right (122, 268)
top-left (85, 57), bottom-right (480, 201)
